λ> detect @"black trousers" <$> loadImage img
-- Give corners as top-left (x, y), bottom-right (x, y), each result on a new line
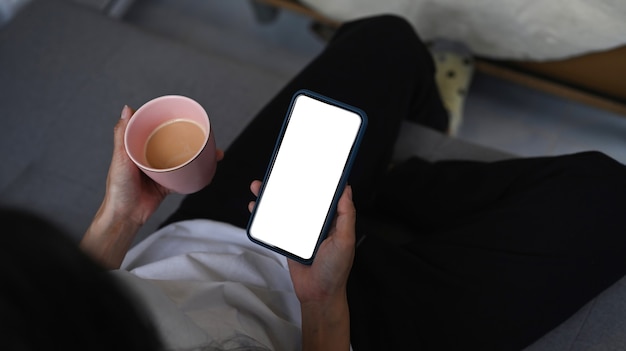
top-left (161, 15), bottom-right (626, 350)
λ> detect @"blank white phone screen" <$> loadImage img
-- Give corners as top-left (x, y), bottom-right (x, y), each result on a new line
top-left (249, 94), bottom-right (363, 260)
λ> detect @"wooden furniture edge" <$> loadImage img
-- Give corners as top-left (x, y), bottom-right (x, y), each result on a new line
top-left (254, 0), bottom-right (341, 27)
top-left (252, 0), bottom-right (626, 117)
top-left (475, 59), bottom-right (626, 116)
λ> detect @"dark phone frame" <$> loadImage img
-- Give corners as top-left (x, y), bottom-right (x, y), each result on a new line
top-left (246, 89), bottom-right (368, 265)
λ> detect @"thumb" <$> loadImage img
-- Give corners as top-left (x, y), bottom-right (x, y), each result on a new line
top-left (337, 185), bottom-right (355, 220)
top-left (333, 185), bottom-right (356, 245)
top-left (113, 105), bottom-right (134, 153)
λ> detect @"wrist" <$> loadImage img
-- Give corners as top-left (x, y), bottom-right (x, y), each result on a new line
top-left (300, 291), bottom-right (350, 351)
top-left (80, 198), bottom-right (142, 269)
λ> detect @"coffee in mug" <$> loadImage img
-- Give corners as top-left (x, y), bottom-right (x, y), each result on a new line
top-left (124, 95), bottom-right (218, 194)
top-left (145, 119), bottom-right (206, 169)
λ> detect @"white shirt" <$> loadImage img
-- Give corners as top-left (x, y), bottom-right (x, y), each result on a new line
top-left (112, 219), bottom-right (302, 351)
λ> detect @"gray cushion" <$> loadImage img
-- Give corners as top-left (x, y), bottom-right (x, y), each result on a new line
top-left (0, 0), bottom-right (285, 242)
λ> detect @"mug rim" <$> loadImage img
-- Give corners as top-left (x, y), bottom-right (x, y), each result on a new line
top-left (124, 95), bottom-right (211, 173)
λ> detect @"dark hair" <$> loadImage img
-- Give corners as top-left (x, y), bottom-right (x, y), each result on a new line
top-left (0, 207), bottom-right (163, 350)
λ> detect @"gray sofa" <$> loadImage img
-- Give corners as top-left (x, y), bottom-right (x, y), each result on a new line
top-left (1, 1), bottom-right (625, 349)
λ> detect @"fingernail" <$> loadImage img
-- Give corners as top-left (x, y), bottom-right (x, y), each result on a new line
top-left (120, 105), bottom-right (131, 120)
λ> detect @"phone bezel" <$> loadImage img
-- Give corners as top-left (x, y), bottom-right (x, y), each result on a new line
top-left (246, 89), bottom-right (368, 265)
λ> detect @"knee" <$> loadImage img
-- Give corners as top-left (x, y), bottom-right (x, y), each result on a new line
top-left (362, 14), bottom-right (414, 33)
top-left (336, 14), bottom-right (429, 59)
top-left (581, 151), bottom-right (625, 170)
top-left (342, 14), bottom-right (419, 42)
top-left (563, 151), bottom-right (626, 179)
top-left (578, 151), bottom-right (619, 165)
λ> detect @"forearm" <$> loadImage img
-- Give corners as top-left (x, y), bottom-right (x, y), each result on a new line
top-left (301, 293), bottom-right (351, 351)
top-left (80, 199), bottom-right (142, 270)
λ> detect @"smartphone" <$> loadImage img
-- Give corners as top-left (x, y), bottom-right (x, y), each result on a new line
top-left (246, 89), bottom-right (368, 264)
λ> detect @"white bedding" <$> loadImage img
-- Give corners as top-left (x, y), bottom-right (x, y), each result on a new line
top-left (300, 0), bottom-right (626, 60)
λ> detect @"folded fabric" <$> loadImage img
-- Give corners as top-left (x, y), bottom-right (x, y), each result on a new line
top-left (299, 0), bottom-right (626, 60)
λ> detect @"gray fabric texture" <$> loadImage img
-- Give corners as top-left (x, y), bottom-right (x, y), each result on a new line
top-left (0, 0), bottom-right (285, 242)
top-left (1, 1), bottom-right (625, 350)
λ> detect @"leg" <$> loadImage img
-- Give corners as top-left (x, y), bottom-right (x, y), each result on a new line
top-left (348, 151), bottom-right (626, 350)
top-left (161, 15), bottom-right (448, 229)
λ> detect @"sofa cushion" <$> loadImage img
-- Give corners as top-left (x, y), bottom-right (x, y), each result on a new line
top-left (0, 0), bottom-right (286, 242)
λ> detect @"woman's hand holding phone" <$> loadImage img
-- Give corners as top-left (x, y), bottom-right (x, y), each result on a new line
top-left (248, 180), bottom-right (355, 301)
top-left (249, 180), bottom-right (354, 351)
top-left (247, 90), bottom-right (362, 349)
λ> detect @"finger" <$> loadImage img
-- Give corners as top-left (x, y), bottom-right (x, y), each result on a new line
top-left (113, 105), bottom-right (134, 154)
top-left (337, 185), bottom-right (354, 217)
top-left (331, 185), bottom-right (356, 244)
top-left (248, 200), bottom-right (256, 213)
top-left (216, 149), bottom-right (225, 162)
top-left (250, 180), bottom-right (262, 197)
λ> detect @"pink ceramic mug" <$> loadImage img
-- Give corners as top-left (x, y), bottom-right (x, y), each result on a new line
top-left (124, 95), bottom-right (217, 194)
